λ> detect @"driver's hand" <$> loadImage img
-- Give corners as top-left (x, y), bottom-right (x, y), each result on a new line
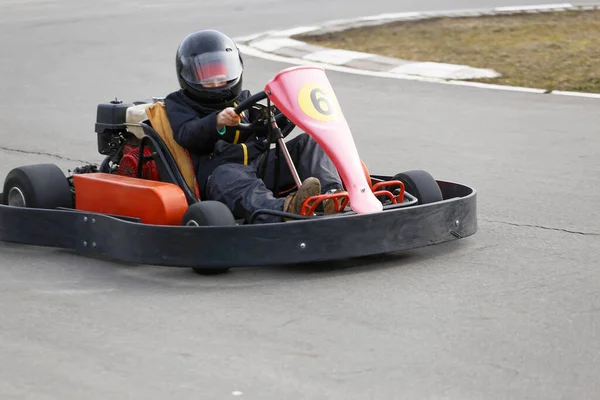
top-left (216, 107), bottom-right (241, 129)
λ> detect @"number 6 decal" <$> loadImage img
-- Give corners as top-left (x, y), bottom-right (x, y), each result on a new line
top-left (298, 83), bottom-right (341, 121)
top-left (310, 88), bottom-right (333, 115)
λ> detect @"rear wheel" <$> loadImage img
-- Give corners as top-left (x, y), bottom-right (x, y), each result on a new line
top-left (2, 164), bottom-right (73, 209)
top-left (182, 201), bottom-right (236, 275)
top-left (393, 170), bottom-right (443, 205)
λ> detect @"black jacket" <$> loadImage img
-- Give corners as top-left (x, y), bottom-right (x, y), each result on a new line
top-left (164, 89), bottom-right (267, 193)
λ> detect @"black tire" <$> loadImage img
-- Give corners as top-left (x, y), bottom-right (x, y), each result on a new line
top-left (393, 170), bottom-right (443, 205)
top-left (2, 164), bottom-right (73, 209)
top-left (182, 201), bottom-right (236, 275)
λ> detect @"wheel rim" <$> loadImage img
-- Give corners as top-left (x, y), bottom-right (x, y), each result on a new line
top-left (186, 220), bottom-right (200, 227)
top-left (7, 187), bottom-right (26, 207)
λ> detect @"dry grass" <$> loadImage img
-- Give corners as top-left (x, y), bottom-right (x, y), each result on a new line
top-left (297, 10), bottom-right (600, 92)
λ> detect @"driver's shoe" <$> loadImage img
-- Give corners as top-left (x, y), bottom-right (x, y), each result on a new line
top-left (283, 177), bottom-right (321, 219)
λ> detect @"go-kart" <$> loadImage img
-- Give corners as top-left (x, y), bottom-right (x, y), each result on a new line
top-left (0, 66), bottom-right (477, 274)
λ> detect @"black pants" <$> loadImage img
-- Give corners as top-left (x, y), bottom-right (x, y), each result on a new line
top-left (205, 133), bottom-right (343, 223)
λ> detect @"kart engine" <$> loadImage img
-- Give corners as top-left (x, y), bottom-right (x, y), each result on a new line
top-left (117, 144), bottom-right (159, 180)
top-left (95, 99), bottom-right (133, 157)
top-left (94, 98), bottom-right (159, 181)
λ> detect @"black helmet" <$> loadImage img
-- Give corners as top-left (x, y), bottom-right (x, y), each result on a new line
top-left (175, 30), bottom-right (244, 107)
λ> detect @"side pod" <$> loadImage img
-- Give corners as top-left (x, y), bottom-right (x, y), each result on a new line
top-left (73, 173), bottom-right (188, 226)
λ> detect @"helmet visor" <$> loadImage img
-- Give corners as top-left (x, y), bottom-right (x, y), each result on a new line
top-left (180, 50), bottom-right (243, 86)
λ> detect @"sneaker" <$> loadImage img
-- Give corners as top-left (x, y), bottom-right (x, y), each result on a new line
top-left (323, 188), bottom-right (351, 215)
top-left (283, 177), bottom-right (321, 217)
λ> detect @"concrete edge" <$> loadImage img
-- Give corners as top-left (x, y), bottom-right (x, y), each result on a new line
top-left (233, 3), bottom-right (600, 99)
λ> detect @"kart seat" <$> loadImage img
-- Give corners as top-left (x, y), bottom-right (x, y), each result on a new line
top-left (143, 102), bottom-right (198, 197)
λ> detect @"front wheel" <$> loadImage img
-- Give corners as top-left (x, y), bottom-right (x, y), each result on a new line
top-left (182, 201), bottom-right (236, 275)
top-left (393, 170), bottom-right (443, 205)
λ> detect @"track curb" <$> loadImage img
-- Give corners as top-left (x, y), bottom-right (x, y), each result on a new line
top-left (234, 3), bottom-right (600, 99)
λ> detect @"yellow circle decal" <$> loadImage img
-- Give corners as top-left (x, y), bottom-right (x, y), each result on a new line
top-left (298, 83), bottom-right (341, 121)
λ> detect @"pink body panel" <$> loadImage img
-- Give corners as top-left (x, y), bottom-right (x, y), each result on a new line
top-left (264, 66), bottom-right (383, 214)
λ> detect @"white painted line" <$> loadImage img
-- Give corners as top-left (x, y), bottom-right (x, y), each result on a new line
top-left (389, 62), bottom-right (501, 80)
top-left (303, 49), bottom-right (374, 65)
top-left (319, 18), bottom-right (356, 26)
top-left (357, 12), bottom-right (422, 21)
top-left (495, 3), bottom-right (573, 11)
top-left (315, 12), bottom-right (422, 29)
top-left (446, 80), bottom-right (548, 93)
top-left (551, 90), bottom-right (600, 98)
top-left (250, 38), bottom-right (307, 52)
top-left (233, 31), bottom-right (275, 43)
top-left (270, 26), bottom-right (320, 37)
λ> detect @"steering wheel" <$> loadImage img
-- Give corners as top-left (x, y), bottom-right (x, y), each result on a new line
top-left (232, 91), bottom-right (296, 137)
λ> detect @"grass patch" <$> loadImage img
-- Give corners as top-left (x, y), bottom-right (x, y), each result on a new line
top-left (296, 10), bottom-right (600, 93)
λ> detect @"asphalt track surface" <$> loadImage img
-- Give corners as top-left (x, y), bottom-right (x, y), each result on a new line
top-left (1, 1), bottom-right (599, 399)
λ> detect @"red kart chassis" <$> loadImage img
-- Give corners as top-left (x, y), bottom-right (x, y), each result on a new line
top-left (0, 66), bottom-right (477, 270)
